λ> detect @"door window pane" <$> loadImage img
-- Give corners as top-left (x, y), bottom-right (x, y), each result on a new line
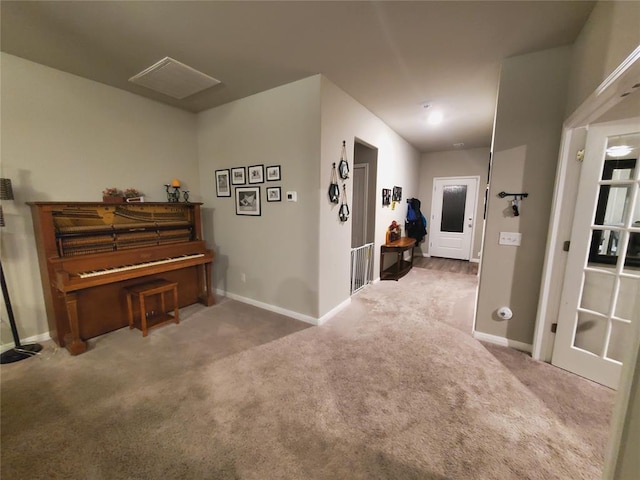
top-left (594, 185), bottom-right (632, 226)
top-left (574, 311), bottom-right (606, 356)
top-left (588, 228), bottom-right (621, 266)
top-left (615, 276), bottom-right (640, 320)
top-left (441, 185), bottom-right (467, 233)
top-left (607, 320), bottom-right (632, 363)
top-left (580, 270), bottom-right (614, 315)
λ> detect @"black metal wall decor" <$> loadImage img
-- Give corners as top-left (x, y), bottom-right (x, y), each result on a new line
top-left (339, 184), bottom-right (350, 222)
top-left (498, 191), bottom-right (528, 217)
top-left (338, 140), bottom-right (349, 179)
top-left (328, 163), bottom-right (340, 203)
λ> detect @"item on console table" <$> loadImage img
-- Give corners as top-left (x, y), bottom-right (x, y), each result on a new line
top-left (102, 187), bottom-right (124, 203)
top-left (386, 220), bottom-right (401, 243)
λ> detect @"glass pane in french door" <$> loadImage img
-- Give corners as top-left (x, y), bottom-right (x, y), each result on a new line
top-left (615, 276), bottom-right (640, 319)
top-left (574, 311), bottom-right (607, 356)
top-left (607, 319), bottom-right (633, 362)
top-left (580, 269), bottom-right (614, 314)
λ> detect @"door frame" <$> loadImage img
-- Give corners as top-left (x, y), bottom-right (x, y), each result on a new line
top-left (532, 46), bottom-right (640, 480)
top-left (429, 175), bottom-right (479, 261)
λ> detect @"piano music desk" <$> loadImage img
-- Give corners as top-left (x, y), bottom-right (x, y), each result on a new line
top-left (125, 279), bottom-right (180, 337)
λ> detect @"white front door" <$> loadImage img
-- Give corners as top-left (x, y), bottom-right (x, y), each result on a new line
top-left (429, 177), bottom-right (478, 260)
top-left (552, 118), bottom-right (640, 389)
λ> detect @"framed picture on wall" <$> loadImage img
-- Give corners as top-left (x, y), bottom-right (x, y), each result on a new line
top-left (248, 164), bottom-right (264, 184)
top-left (215, 169), bottom-right (231, 197)
top-left (266, 165), bottom-right (281, 181)
top-left (266, 186), bottom-right (281, 202)
top-left (231, 167), bottom-right (246, 185)
top-left (235, 186), bottom-right (261, 216)
top-left (382, 188), bottom-right (391, 206)
top-left (392, 186), bottom-right (402, 202)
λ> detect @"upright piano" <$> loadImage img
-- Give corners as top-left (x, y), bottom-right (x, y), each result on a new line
top-left (28, 202), bottom-right (215, 355)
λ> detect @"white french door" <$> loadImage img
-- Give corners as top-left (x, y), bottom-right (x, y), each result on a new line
top-left (429, 177), bottom-right (478, 260)
top-left (552, 118), bottom-right (640, 389)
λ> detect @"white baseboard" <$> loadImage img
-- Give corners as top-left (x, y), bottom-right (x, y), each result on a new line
top-left (317, 297), bottom-right (351, 325)
top-left (1, 332), bottom-right (50, 353)
top-left (472, 331), bottom-right (532, 353)
top-left (470, 258), bottom-right (480, 263)
top-left (215, 289), bottom-right (350, 326)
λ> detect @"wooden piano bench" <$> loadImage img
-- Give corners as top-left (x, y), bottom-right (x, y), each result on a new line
top-left (125, 279), bottom-right (179, 337)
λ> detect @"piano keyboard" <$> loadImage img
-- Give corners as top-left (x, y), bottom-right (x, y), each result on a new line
top-left (78, 253), bottom-right (205, 278)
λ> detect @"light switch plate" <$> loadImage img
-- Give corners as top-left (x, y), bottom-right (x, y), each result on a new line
top-left (286, 191), bottom-right (297, 202)
top-left (499, 232), bottom-right (522, 246)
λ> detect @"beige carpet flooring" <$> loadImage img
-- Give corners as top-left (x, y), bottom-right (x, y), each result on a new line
top-left (1, 268), bottom-right (614, 479)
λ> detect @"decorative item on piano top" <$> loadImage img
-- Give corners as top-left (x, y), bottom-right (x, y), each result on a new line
top-left (102, 187), bottom-right (124, 203)
top-left (124, 188), bottom-right (144, 203)
top-left (165, 179), bottom-right (181, 202)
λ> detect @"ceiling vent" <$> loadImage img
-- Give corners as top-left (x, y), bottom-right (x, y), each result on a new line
top-left (128, 57), bottom-right (221, 99)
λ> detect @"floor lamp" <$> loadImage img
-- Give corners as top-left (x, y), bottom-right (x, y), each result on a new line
top-left (0, 178), bottom-right (43, 364)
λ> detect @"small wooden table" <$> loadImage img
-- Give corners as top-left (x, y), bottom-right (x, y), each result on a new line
top-left (125, 279), bottom-right (179, 337)
top-left (380, 237), bottom-right (416, 281)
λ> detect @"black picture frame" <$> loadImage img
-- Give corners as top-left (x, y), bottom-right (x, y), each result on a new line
top-left (231, 167), bottom-right (246, 185)
top-left (392, 186), bottom-right (402, 202)
top-left (266, 165), bottom-right (281, 182)
top-left (215, 169), bottom-right (231, 197)
top-left (266, 186), bottom-right (281, 202)
top-left (382, 188), bottom-right (391, 206)
top-left (248, 164), bottom-right (264, 184)
top-left (235, 186), bottom-right (261, 216)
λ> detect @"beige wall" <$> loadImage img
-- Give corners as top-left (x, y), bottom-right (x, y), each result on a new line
top-left (196, 76), bottom-right (322, 319)
top-left (0, 53), bottom-right (199, 345)
top-left (475, 46), bottom-right (571, 345)
top-left (418, 147), bottom-right (490, 260)
top-left (566, 1), bottom-right (640, 116)
top-left (319, 77), bottom-right (421, 316)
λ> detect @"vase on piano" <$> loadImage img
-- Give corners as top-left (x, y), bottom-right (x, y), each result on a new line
top-left (102, 195), bottom-right (124, 203)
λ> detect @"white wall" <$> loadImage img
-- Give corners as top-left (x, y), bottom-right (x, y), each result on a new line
top-left (475, 46), bottom-right (571, 345)
top-left (319, 77), bottom-right (421, 316)
top-left (0, 53), bottom-right (199, 346)
top-left (197, 76), bottom-right (322, 319)
top-left (418, 147), bottom-right (490, 260)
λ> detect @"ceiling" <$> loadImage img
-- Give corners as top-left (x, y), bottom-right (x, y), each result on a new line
top-left (0, 1), bottom-right (595, 153)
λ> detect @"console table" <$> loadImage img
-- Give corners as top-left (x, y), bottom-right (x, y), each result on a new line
top-left (380, 237), bottom-right (416, 280)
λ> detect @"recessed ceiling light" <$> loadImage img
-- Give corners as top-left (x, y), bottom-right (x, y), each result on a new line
top-left (606, 145), bottom-right (634, 157)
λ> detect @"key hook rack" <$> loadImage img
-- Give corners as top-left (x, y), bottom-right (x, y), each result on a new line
top-left (498, 191), bottom-right (529, 200)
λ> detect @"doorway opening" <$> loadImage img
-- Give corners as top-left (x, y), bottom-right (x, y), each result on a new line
top-left (350, 140), bottom-right (378, 294)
